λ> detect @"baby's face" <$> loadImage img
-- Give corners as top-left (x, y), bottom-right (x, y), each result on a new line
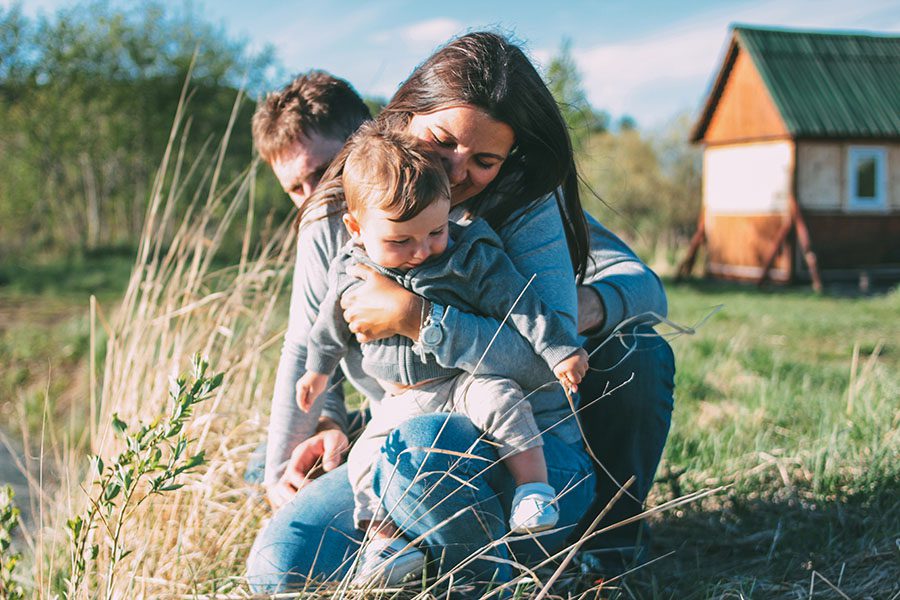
top-left (344, 198), bottom-right (450, 270)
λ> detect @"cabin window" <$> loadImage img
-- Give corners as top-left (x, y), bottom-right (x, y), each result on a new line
top-left (847, 147), bottom-right (887, 211)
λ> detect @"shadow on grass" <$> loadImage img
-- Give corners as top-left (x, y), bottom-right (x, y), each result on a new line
top-left (665, 275), bottom-right (900, 300)
top-left (0, 246), bottom-right (136, 300)
top-left (623, 476), bottom-right (900, 599)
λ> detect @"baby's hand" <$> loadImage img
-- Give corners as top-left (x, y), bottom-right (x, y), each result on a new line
top-left (553, 349), bottom-right (589, 393)
top-left (296, 371), bottom-right (329, 412)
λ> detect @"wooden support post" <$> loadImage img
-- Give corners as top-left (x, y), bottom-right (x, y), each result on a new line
top-left (757, 216), bottom-right (794, 287)
top-left (676, 208), bottom-right (706, 281)
top-left (788, 144), bottom-right (822, 292)
top-left (788, 193), bottom-right (822, 292)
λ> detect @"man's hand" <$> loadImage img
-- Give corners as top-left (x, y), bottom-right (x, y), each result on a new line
top-left (577, 285), bottom-right (606, 335)
top-left (553, 348), bottom-right (589, 393)
top-left (296, 371), bottom-right (329, 412)
top-left (265, 425), bottom-right (349, 511)
top-left (341, 263), bottom-right (422, 342)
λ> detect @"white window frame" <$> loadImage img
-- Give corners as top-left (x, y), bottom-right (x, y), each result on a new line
top-left (846, 146), bottom-right (888, 212)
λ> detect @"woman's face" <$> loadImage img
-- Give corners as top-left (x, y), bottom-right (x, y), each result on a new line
top-left (407, 105), bottom-right (515, 206)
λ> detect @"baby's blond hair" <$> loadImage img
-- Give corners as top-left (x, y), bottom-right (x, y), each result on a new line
top-left (342, 122), bottom-right (450, 221)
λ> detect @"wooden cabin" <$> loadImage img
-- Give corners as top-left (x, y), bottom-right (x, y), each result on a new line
top-left (681, 25), bottom-right (900, 288)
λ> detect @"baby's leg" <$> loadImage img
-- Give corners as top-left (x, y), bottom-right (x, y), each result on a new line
top-left (349, 386), bottom-right (455, 585)
top-left (346, 422), bottom-right (393, 533)
top-left (451, 376), bottom-right (559, 532)
top-left (352, 382), bottom-right (457, 536)
top-left (503, 446), bottom-right (548, 487)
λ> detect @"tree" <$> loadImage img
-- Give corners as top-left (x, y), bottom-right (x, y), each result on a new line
top-left (577, 114), bottom-right (701, 261)
top-left (545, 38), bottom-right (605, 151)
top-left (0, 1), bottom-right (280, 257)
top-left (363, 96), bottom-right (387, 118)
top-left (617, 115), bottom-right (638, 132)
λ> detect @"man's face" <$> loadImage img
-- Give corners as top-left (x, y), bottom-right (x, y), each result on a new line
top-left (269, 131), bottom-right (346, 208)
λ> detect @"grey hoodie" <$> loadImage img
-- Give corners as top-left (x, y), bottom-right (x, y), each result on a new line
top-left (306, 218), bottom-right (583, 385)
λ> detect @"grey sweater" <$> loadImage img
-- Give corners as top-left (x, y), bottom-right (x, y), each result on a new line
top-left (306, 219), bottom-right (582, 385)
top-left (264, 193), bottom-right (667, 486)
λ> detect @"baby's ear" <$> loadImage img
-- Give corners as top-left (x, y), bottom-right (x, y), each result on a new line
top-left (342, 213), bottom-right (361, 238)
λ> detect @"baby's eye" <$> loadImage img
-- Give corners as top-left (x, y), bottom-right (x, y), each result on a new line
top-left (389, 239), bottom-right (410, 246)
top-left (429, 228), bottom-right (445, 237)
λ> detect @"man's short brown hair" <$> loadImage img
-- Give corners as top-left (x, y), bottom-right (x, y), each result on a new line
top-left (252, 70), bottom-right (371, 163)
top-left (342, 122), bottom-right (450, 222)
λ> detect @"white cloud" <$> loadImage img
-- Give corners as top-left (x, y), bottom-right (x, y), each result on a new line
top-left (399, 17), bottom-right (464, 45)
top-left (360, 17), bottom-right (466, 98)
top-left (369, 17), bottom-right (465, 56)
top-left (567, 0), bottom-right (900, 127)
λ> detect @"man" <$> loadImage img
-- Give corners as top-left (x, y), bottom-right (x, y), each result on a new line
top-left (252, 70), bottom-right (371, 208)
top-left (248, 71), bottom-right (371, 506)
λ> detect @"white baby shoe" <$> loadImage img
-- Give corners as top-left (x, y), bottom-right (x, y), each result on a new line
top-left (508, 482), bottom-right (559, 533)
top-left (351, 536), bottom-right (426, 586)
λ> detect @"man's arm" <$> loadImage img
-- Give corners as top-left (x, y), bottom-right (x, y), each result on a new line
top-left (264, 211), bottom-right (348, 488)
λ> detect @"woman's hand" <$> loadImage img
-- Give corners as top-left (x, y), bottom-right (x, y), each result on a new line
top-left (341, 263), bottom-right (422, 342)
top-left (265, 421), bottom-right (349, 511)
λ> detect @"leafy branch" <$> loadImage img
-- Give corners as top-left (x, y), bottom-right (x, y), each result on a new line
top-left (66, 354), bottom-right (223, 600)
top-left (0, 485), bottom-right (24, 600)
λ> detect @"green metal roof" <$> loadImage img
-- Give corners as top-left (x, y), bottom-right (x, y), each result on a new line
top-left (692, 25), bottom-right (900, 142)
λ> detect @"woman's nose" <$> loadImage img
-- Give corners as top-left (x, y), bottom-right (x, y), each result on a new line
top-left (442, 154), bottom-right (467, 186)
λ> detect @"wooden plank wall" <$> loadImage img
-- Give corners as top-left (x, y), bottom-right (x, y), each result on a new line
top-left (703, 48), bottom-right (790, 145)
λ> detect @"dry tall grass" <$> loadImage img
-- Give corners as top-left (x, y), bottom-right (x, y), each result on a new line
top-left (15, 77), bottom-right (297, 597)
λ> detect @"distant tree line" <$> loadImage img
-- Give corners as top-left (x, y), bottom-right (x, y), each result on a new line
top-left (544, 39), bottom-right (701, 262)
top-left (0, 3), bottom-right (701, 264)
top-left (0, 1), bottom-right (283, 258)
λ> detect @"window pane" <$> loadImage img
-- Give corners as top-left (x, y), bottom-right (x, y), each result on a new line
top-left (856, 157), bottom-right (876, 199)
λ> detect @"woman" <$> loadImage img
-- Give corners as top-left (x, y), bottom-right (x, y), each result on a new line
top-left (247, 32), bottom-right (674, 591)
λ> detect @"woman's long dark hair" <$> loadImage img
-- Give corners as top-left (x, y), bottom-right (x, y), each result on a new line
top-left (379, 32), bottom-right (590, 282)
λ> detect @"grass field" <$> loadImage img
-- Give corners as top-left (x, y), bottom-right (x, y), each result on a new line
top-left (1, 251), bottom-right (898, 598)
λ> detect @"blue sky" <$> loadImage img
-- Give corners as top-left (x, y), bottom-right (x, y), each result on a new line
top-left (9, 0), bottom-right (900, 129)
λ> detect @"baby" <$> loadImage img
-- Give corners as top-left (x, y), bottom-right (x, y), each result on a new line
top-left (297, 123), bottom-right (588, 583)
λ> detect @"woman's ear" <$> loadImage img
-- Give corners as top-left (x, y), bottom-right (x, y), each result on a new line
top-left (342, 213), bottom-right (361, 238)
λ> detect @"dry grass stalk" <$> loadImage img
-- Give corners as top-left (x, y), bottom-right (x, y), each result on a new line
top-left (21, 77), bottom-right (297, 598)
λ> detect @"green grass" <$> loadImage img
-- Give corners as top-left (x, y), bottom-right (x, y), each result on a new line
top-left (0, 252), bottom-right (134, 437)
top-left (627, 279), bottom-right (900, 599)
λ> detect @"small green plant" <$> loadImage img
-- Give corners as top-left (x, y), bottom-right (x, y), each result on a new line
top-left (65, 354), bottom-right (223, 600)
top-left (0, 485), bottom-right (25, 600)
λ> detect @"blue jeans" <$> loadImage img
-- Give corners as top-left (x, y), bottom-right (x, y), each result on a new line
top-left (567, 325), bottom-right (676, 558)
top-left (245, 413), bottom-right (596, 592)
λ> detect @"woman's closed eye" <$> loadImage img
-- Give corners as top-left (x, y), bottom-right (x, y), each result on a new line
top-left (430, 131), bottom-right (454, 148)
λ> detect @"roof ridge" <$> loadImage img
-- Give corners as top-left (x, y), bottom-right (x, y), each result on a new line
top-left (732, 23), bottom-right (900, 40)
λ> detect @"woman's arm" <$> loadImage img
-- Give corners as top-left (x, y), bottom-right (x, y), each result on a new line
top-left (579, 211), bottom-right (668, 337)
top-left (264, 212), bottom-right (350, 488)
top-left (340, 198), bottom-right (575, 390)
top-left (429, 197), bottom-right (580, 390)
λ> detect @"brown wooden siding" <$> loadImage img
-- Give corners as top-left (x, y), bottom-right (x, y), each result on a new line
top-left (703, 48), bottom-right (790, 145)
top-left (804, 214), bottom-right (900, 269)
top-left (706, 214), bottom-right (793, 281)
